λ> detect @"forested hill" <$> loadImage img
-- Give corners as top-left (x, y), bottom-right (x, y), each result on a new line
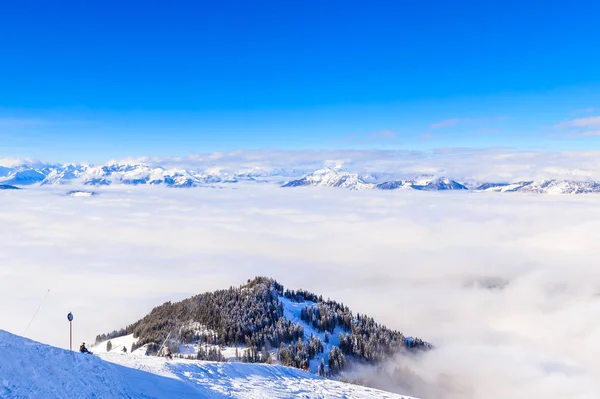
top-left (95, 277), bottom-right (430, 374)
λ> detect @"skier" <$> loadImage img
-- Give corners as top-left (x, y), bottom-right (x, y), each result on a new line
top-left (161, 346), bottom-right (173, 360)
top-left (122, 346), bottom-right (128, 354)
top-left (79, 342), bottom-right (92, 354)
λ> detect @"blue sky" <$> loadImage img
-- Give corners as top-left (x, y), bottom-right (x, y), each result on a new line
top-left (1, 1), bottom-right (600, 162)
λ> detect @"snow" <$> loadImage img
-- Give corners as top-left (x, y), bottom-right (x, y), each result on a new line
top-left (282, 167), bottom-right (375, 190)
top-left (92, 333), bottom-right (139, 354)
top-left (67, 190), bottom-right (96, 197)
top-left (279, 296), bottom-right (345, 373)
top-left (0, 329), bottom-right (417, 399)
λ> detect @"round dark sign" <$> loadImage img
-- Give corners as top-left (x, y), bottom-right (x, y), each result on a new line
top-left (67, 312), bottom-right (73, 321)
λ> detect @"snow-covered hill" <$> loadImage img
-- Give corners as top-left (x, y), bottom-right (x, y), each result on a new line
top-left (95, 276), bottom-right (430, 389)
top-left (0, 329), bottom-right (415, 399)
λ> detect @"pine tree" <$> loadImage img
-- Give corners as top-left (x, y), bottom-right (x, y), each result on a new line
top-left (260, 346), bottom-right (270, 364)
top-left (106, 340), bottom-right (112, 352)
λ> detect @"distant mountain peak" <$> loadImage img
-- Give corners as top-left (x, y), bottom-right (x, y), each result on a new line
top-left (282, 167), bottom-right (374, 190)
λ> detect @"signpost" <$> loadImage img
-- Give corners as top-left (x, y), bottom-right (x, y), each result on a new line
top-left (67, 312), bottom-right (74, 353)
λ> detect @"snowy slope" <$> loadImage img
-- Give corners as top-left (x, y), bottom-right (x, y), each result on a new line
top-left (0, 329), bottom-right (416, 399)
top-left (279, 296), bottom-right (346, 373)
top-left (91, 333), bottom-right (139, 354)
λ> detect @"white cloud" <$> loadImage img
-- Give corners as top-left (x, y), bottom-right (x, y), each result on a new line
top-left (0, 157), bottom-right (46, 167)
top-left (557, 116), bottom-right (600, 129)
top-left (121, 149), bottom-right (600, 182)
top-left (1, 186), bottom-right (600, 398)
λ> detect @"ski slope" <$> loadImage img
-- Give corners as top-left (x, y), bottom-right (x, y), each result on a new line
top-left (0, 329), bottom-right (417, 399)
top-left (279, 295), bottom-right (346, 373)
top-left (91, 333), bottom-right (139, 354)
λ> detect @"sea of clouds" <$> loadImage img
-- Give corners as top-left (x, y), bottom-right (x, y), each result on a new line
top-left (1, 184), bottom-right (599, 398)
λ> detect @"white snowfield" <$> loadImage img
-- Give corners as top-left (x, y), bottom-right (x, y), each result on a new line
top-left (0, 329), bottom-right (417, 399)
top-left (91, 333), bottom-right (139, 354)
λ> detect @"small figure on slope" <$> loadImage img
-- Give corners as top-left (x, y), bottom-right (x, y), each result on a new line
top-left (79, 342), bottom-right (92, 354)
top-left (160, 346), bottom-right (172, 360)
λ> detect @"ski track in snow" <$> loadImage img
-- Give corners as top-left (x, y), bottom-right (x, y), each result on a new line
top-left (0, 329), bottom-right (417, 399)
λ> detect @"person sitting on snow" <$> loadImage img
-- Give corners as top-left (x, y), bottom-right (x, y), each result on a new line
top-left (80, 342), bottom-right (91, 354)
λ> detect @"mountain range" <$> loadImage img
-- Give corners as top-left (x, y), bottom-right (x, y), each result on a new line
top-left (2, 162), bottom-right (600, 194)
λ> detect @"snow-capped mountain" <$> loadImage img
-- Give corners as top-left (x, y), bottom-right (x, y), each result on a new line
top-left (1, 329), bottom-right (415, 399)
top-left (0, 165), bottom-right (12, 177)
top-left (3, 161), bottom-right (600, 194)
top-left (375, 180), bottom-right (414, 190)
top-left (282, 166), bottom-right (375, 190)
top-left (474, 180), bottom-right (600, 194)
top-left (1, 165), bottom-right (47, 185)
top-left (0, 163), bottom-right (232, 188)
top-left (376, 177), bottom-right (467, 191)
top-left (235, 166), bottom-right (301, 179)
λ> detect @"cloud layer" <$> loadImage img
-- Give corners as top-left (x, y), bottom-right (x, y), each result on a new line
top-left (1, 186), bottom-right (599, 398)
top-left (132, 149), bottom-right (600, 182)
top-left (8, 148), bottom-right (600, 184)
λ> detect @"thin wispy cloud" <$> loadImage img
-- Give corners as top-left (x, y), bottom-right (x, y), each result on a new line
top-left (336, 134), bottom-right (357, 143)
top-left (564, 130), bottom-right (600, 137)
top-left (472, 127), bottom-right (500, 135)
top-left (419, 132), bottom-right (445, 141)
top-left (368, 130), bottom-right (396, 138)
top-left (0, 117), bottom-right (49, 130)
top-left (557, 116), bottom-right (600, 129)
top-left (429, 118), bottom-right (464, 129)
top-left (115, 149), bottom-right (600, 182)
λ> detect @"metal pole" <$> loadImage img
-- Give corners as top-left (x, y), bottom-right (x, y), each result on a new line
top-left (159, 330), bottom-right (173, 356)
top-left (67, 312), bottom-right (74, 354)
